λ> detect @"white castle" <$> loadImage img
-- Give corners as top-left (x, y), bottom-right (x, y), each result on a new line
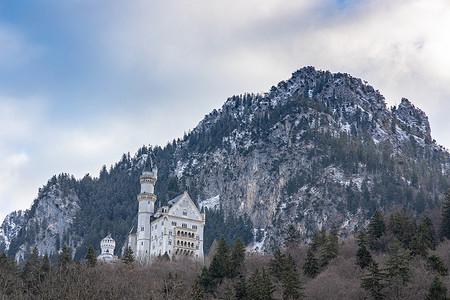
top-left (97, 233), bottom-right (117, 263)
top-left (127, 155), bottom-right (205, 264)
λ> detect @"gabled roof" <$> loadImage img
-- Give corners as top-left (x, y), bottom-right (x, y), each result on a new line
top-left (167, 191), bottom-right (204, 221)
top-left (168, 194), bottom-right (184, 206)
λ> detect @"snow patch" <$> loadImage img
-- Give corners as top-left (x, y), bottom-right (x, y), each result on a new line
top-left (199, 195), bottom-right (220, 210)
top-left (174, 161), bottom-right (188, 178)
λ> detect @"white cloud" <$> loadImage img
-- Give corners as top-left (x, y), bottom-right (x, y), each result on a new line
top-left (1, 0), bottom-right (450, 222)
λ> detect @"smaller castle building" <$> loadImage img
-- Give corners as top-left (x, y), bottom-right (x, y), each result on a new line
top-left (97, 234), bottom-right (117, 263)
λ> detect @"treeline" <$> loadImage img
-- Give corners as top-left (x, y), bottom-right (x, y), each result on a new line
top-left (1, 193), bottom-right (450, 299)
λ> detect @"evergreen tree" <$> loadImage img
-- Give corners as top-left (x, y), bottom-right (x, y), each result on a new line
top-left (57, 244), bottom-right (72, 272)
top-left (197, 266), bottom-right (213, 293)
top-left (234, 274), bottom-right (248, 300)
top-left (367, 210), bottom-right (386, 251)
top-left (361, 261), bottom-right (386, 300)
top-left (0, 252), bottom-right (20, 297)
top-left (161, 251), bottom-right (171, 261)
top-left (303, 246), bottom-right (319, 278)
top-left (389, 209), bottom-right (415, 249)
top-left (427, 254), bottom-right (449, 276)
top-left (385, 239), bottom-right (410, 299)
top-left (85, 245), bottom-right (97, 267)
top-left (41, 253), bottom-right (51, 275)
top-left (122, 247), bottom-right (135, 265)
top-left (284, 224), bottom-right (301, 248)
top-left (282, 254), bottom-right (305, 300)
top-left (190, 278), bottom-right (205, 300)
top-left (230, 238), bottom-right (246, 278)
top-left (410, 219), bottom-right (432, 257)
top-left (321, 225), bottom-right (339, 267)
top-left (209, 237), bottom-right (231, 281)
top-left (385, 239), bottom-right (411, 284)
top-left (356, 230), bottom-right (373, 269)
top-left (441, 190), bottom-right (450, 240)
top-left (425, 276), bottom-right (448, 300)
top-left (247, 268), bottom-right (275, 300)
top-left (269, 249), bottom-right (286, 279)
top-left (22, 246), bottom-right (42, 295)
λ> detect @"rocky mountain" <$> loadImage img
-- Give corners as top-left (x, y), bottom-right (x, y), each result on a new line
top-left (1, 66), bottom-right (449, 259)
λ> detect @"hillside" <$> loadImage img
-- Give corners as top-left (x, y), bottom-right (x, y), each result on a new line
top-left (1, 66), bottom-right (449, 259)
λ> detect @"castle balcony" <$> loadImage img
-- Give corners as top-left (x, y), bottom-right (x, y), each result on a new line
top-left (138, 193), bottom-right (156, 202)
top-left (140, 173), bottom-right (157, 184)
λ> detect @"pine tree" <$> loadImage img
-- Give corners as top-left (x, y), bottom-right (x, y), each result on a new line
top-left (85, 245), bottom-right (97, 267)
top-left (209, 237), bottom-right (231, 281)
top-left (197, 266), bottom-right (213, 293)
top-left (230, 238), bottom-right (246, 278)
top-left (389, 209), bottom-right (415, 249)
top-left (321, 225), bottom-right (339, 267)
top-left (385, 239), bottom-right (410, 299)
top-left (247, 268), bottom-right (275, 300)
top-left (190, 278), bottom-right (205, 300)
top-left (385, 239), bottom-right (411, 283)
top-left (361, 261), bottom-right (386, 300)
top-left (303, 246), bottom-right (319, 278)
top-left (41, 253), bottom-right (51, 276)
top-left (367, 210), bottom-right (386, 251)
top-left (441, 190), bottom-right (450, 240)
top-left (57, 245), bottom-right (72, 272)
top-left (260, 268), bottom-right (276, 300)
top-left (0, 252), bottom-right (20, 297)
top-left (234, 274), bottom-right (248, 300)
top-left (22, 246), bottom-right (42, 295)
top-left (122, 247), bottom-right (135, 265)
top-left (269, 249), bottom-right (286, 279)
top-left (356, 230), bottom-right (373, 269)
top-left (161, 251), bottom-right (171, 261)
top-left (284, 224), bottom-right (301, 248)
top-left (425, 276), bottom-right (448, 300)
top-left (427, 254), bottom-right (449, 276)
top-left (410, 220), bottom-right (432, 257)
top-left (282, 254), bottom-right (305, 300)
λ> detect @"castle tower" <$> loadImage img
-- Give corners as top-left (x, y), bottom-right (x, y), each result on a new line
top-left (100, 234), bottom-right (115, 255)
top-left (136, 154), bottom-right (158, 261)
top-left (98, 233), bottom-right (117, 262)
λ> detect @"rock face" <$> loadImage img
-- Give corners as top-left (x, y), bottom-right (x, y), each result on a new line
top-left (1, 66), bottom-right (449, 257)
top-left (1, 175), bottom-right (80, 260)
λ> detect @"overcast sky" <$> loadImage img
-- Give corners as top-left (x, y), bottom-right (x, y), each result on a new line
top-left (0, 0), bottom-right (449, 222)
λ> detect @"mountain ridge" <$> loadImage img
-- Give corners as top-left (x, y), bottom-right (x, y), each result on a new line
top-left (1, 66), bottom-right (449, 259)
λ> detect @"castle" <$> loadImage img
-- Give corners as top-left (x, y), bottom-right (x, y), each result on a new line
top-left (127, 155), bottom-right (205, 264)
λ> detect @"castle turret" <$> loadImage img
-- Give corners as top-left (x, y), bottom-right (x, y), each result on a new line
top-left (98, 234), bottom-right (117, 263)
top-left (136, 154), bottom-right (157, 261)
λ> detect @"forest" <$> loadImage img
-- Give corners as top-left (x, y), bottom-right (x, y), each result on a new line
top-left (0, 190), bottom-right (449, 299)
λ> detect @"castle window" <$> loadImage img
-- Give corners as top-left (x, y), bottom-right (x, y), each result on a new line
top-left (155, 225), bottom-right (157, 229)
top-left (169, 230), bottom-right (172, 235)
top-left (172, 221), bottom-right (177, 226)
top-left (182, 223), bottom-right (187, 228)
top-left (192, 225), bottom-right (197, 230)
top-left (141, 226), bottom-right (144, 231)
top-left (141, 242), bottom-right (143, 245)
top-left (169, 240), bottom-right (172, 245)
top-left (183, 209), bottom-right (187, 216)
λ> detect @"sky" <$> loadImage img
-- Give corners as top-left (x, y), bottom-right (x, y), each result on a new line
top-left (0, 0), bottom-right (449, 222)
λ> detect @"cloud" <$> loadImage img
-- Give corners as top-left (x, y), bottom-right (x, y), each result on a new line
top-left (1, 0), bottom-right (450, 222)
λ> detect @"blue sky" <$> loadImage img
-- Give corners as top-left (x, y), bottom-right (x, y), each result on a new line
top-left (1, 0), bottom-right (450, 221)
